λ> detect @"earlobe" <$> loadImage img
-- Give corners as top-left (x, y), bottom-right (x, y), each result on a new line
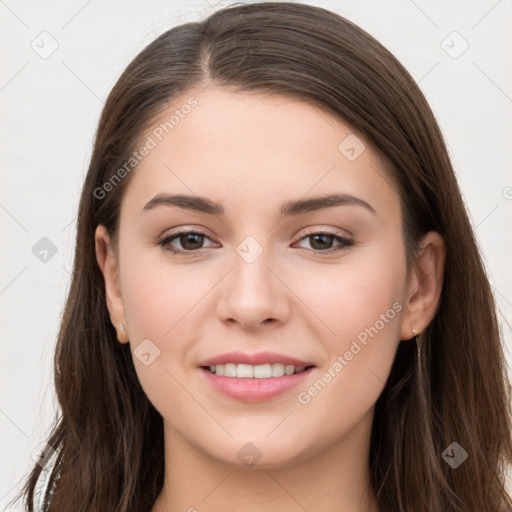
top-left (94, 225), bottom-right (130, 343)
top-left (399, 231), bottom-right (446, 340)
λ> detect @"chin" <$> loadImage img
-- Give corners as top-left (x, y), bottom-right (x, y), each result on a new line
top-left (202, 435), bottom-right (314, 470)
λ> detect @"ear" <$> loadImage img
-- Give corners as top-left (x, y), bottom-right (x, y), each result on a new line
top-left (399, 231), bottom-right (446, 340)
top-left (94, 224), bottom-right (129, 343)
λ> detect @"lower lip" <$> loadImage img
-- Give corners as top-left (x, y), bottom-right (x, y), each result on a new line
top-left (200, 367), bottom-right (314, 402)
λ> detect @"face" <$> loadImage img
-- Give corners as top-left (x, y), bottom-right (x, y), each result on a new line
top-left (96, 86), bottom-right (433, 469)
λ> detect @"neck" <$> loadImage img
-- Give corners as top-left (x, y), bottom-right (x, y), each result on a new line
top-left (152, 410), bottom-right (380, 512)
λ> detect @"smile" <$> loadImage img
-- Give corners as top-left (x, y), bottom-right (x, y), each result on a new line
top-left (205, 363), bottom-right (311, 378)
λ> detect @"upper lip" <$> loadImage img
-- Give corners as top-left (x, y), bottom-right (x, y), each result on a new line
top-left (198, 351), bottom-right (315, 368)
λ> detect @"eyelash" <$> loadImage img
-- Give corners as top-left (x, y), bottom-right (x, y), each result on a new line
top-left (156, 229), bottom-right (354, 256)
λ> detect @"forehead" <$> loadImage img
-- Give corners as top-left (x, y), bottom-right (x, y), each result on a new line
top-left (121, 86), bottom-right (400, 221)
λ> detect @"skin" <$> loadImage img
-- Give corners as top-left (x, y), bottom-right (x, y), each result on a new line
top-left (95, 86), bottom-right (445, 512)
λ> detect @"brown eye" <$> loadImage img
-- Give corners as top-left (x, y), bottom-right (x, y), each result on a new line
top-left (158, 230), bottom-right (353, 256)
top-left (309, 233), bottom-right (335, 250)
top-left (176, 232), bottom-right (205, 251)
top-left (158, 230), bottom-right (215, 254)
top-left (295, 232), bottom-right (354, 255)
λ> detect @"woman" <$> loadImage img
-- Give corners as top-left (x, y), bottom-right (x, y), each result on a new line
top-left (15, 2), bottom-right (512, 511)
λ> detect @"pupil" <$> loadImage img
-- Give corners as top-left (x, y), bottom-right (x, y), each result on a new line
top-left (312, 234), bottom-right (331, 250)
top-left (183, 233), bottom-right (202, 249)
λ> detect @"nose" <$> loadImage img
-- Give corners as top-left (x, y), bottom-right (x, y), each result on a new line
top-left (215, 244), bottom-right (291, 331)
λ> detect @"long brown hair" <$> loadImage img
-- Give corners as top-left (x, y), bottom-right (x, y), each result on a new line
top-left (13, 2), bottom-right (512, 511)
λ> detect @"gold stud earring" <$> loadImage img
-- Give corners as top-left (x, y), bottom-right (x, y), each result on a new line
top-left (116, 323), bottom-right (129, 343)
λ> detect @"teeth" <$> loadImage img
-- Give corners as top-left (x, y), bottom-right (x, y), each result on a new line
top-left (207, 363), bottom-right (309, 378)
top-left (272, 363), bottom-right (284, 377)
top-left (253, 364), bottom-right (271, 378)
top-left (224, 363), bottom-right (237, 377)
top-left (236, 364), bottom-right (254, 378)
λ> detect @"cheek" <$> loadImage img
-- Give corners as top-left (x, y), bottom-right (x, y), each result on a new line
top-left (293, 245), bottom-right (406, 425)
top-left (119, 244), bottom-right (231, 408)
top-left (118, 246), bottom-right (209, 416)
top-left (120, 245), bottom-right (209, 342)
top-left (295, 241), bottom-right (405, 347)
top-left (295, 246), bottom-right (404, 384)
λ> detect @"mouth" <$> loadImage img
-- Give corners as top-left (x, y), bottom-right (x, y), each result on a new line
top-left (201, 363), bottom-right (315, 378)
top-left (197, 351), bottom-right (316, 401)
top-left (199, 362), bottom-right (316, 402)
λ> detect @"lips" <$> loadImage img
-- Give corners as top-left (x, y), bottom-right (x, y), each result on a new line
top-left (197, 350), bottom-right (316, 402)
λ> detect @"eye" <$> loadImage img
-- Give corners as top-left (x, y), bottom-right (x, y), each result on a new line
top-left (157, 229), bottom-right (354, 255)
top-left (157, 230), bottom-right (217, 254)
top-left (293, 230), bottom-right (354, 255)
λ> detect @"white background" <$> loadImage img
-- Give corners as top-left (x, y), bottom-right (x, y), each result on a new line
top-left (1, 0), bottom-right (511, 508)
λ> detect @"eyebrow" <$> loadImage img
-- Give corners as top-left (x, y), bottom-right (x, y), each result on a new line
top-left (141, 193), bottom-right (377, 217)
